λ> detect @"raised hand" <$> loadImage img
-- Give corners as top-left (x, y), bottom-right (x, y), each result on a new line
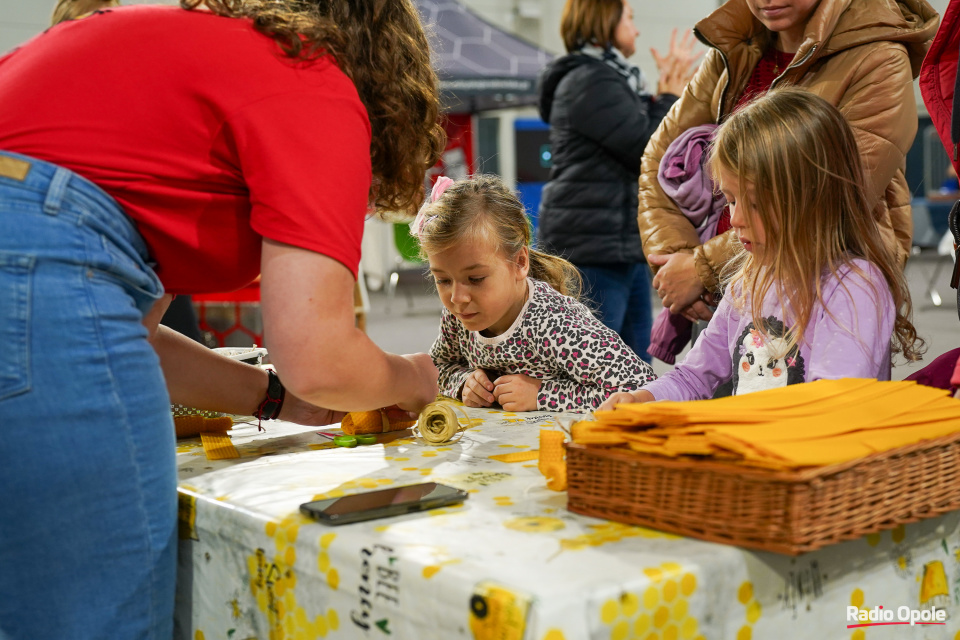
top-left (651, 28), bottom-right (702, 97)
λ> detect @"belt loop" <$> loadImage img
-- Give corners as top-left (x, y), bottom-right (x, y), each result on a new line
top-left (43, 167), bottom-right (72, 216)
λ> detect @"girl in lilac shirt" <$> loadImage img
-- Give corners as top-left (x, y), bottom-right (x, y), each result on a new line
top-left (604, 88), bottom-right (923, 406)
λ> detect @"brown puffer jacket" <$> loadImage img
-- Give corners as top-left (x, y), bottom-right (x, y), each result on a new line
top-left (637, 0), bottom-right (939, 292)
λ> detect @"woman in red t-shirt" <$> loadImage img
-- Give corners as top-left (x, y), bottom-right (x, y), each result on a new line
top-left (0, 2), bottom-right (444, 638)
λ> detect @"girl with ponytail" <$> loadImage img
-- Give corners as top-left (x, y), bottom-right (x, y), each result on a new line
top-left (417, 174), bottom-right (656, 411)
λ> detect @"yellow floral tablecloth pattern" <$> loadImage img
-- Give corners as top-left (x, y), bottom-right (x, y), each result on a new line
top-left (175, 407), bottom-right (960, 640)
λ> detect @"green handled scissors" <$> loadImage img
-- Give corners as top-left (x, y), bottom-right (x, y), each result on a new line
top-left (319, 432), bottom-right (378, 448)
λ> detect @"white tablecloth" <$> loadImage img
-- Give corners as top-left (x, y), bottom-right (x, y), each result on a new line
top-left (175, 406), bottom-right (960, 639)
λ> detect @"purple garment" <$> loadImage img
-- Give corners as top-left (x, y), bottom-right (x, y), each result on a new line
top-left (647, 124), bottom-right (727, 364)
top-left (657, 124), bottom-right (725, 240)
top-left (905, 348), bottom-right (960, 390)
top-left (646, 310), bottom-right (692, 364)
top-left (645, 259), bottom-right (895, 400)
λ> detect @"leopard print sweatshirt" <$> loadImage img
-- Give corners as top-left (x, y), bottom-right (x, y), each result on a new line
top-left (429, 278), bottom-right (657, 411)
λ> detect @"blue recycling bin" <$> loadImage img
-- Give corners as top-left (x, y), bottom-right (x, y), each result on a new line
top-left (514, 118), bottom-right (551, 231)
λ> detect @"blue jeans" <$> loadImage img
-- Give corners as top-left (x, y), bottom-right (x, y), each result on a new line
top-left (0, 152), bottom-right (175, 640)
top-left (578, 263), bottom-right (653, 359)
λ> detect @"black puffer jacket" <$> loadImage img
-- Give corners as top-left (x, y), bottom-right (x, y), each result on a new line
top-left (536, 54), bottom-right (677, 265)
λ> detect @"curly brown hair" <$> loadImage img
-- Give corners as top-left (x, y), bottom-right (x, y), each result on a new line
top-left (181, 0), bottom-right (445, 215)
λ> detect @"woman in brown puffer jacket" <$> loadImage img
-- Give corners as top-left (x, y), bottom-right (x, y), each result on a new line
top-left (639, 0), bottom-right (938, 329)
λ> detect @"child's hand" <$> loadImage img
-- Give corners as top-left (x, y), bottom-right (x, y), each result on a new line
top-left (492, 374), bottom-right (542, 412)
top-left (462, 368), bottom-right (496, 407)
top-left (599, 389), bottom-right (655, 411)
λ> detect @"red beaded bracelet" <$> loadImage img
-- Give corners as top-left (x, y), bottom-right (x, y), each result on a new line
top-left (254, 369), bottom-right (285, 428)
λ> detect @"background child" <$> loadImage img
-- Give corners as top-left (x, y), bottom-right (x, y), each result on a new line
top-left (51, 0), bottom-right (120, 26)
top-left (602, 88), bottom-right (921, 407)
top-left (418, 175), bottom-right (656, 412)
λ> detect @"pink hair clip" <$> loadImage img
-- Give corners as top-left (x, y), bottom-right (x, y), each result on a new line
top-left (429, 176), bottom-right (454, 202)
top-left (412, 176), bottom-right (454, 238)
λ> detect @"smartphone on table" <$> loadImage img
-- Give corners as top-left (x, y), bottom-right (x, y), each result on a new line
top-left (299, 482), bottom-right (468, 526)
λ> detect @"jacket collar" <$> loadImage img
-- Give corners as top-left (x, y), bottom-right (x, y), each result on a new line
top-left (695, 0), bottom-right (937, 78)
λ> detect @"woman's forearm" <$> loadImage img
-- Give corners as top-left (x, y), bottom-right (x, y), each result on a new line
top-left (259, 239), bottom-right (438, 413)
top-left (151, 325), bottom-right (269, 415)
top-left (267, 319), bottom-right (435, 413)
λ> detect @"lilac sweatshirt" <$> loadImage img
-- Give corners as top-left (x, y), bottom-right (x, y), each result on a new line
top-left (644, 259), bottom-right (895, 400)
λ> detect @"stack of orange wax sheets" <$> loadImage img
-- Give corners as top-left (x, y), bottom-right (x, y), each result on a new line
top-left (572, 379), bottom-right (960, 470)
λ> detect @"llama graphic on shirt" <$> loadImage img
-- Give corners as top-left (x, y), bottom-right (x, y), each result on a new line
top-left (731, 316), bottom-right (805, 396)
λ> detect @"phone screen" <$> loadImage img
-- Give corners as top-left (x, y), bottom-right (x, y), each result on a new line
top-left (300, 482), bottom-right (468, 525)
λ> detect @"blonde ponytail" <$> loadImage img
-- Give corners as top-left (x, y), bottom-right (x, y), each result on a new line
top-left (417, 174), bottom-right (583, 301)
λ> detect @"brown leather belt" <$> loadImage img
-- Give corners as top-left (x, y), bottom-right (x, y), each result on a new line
top-left (0, 156), bottom-right (31, 181)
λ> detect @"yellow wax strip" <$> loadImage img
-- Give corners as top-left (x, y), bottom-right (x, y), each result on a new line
top-left (627, 441), bottom-right (678, 457)
top-left (709, 385), bottom-right (947, 443)
top-left (575, 380), bottom-right (960, 469)
top-left (174, 414), bottom-right (233, 439)
top-left (663, 435), bottom-right (717, 456)
top-left (573, 431), bottom-right (630, 446)
top-left (601, 378), bottom-right (884, 428)
top-left (620, 433), bottom-right (667, 445)
top-left (858, 421), bottom-right (960, 452)
top-left (680, 377), bottom-right (877, 415)
top-left (489, 450), bottom-right (540, 463)
top-left (200, 431), bottom-right (240, 460)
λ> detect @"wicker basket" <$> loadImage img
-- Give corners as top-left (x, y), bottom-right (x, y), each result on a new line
top-left (565, 431), bottom-right (960, 555)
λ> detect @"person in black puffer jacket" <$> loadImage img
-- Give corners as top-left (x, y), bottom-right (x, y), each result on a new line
top-left (537, 0), bottom-right (697, 358)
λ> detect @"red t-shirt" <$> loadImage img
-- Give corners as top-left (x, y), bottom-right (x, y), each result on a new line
top-left (0, 6), bottom-right (371, 294)
top-left (714, 47), bottom-right (794, 237)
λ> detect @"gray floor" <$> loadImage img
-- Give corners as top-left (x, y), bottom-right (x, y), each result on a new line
top-left (364, 255), bottom-right (959, 382)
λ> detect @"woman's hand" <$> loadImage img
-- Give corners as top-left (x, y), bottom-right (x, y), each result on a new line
top-left (277, 392), bottom-right (347, 426)
top-left (277, 397), bottom-right (418, 428)
top-left (396, 353), bottom-right (439, 413)
top-left (652, 29), bottom-right (701, 97)
top-left (462, 368), bottom-right (496, 407)
top-left (649, 252), bottom-right (707, 314)
top-left (492, 374), bottom-right (542, 412)
top-left (599, 389), bottom-right (655, 411)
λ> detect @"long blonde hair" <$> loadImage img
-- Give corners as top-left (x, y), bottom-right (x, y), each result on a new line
top-left (181, 0), bottom-right (444, 216)
top-left (51, 0), bottom-right (119, 25)
top-left (416, 175), bottom-right (583, 299)
top-left (710, 87), bottom-right (922, 361)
